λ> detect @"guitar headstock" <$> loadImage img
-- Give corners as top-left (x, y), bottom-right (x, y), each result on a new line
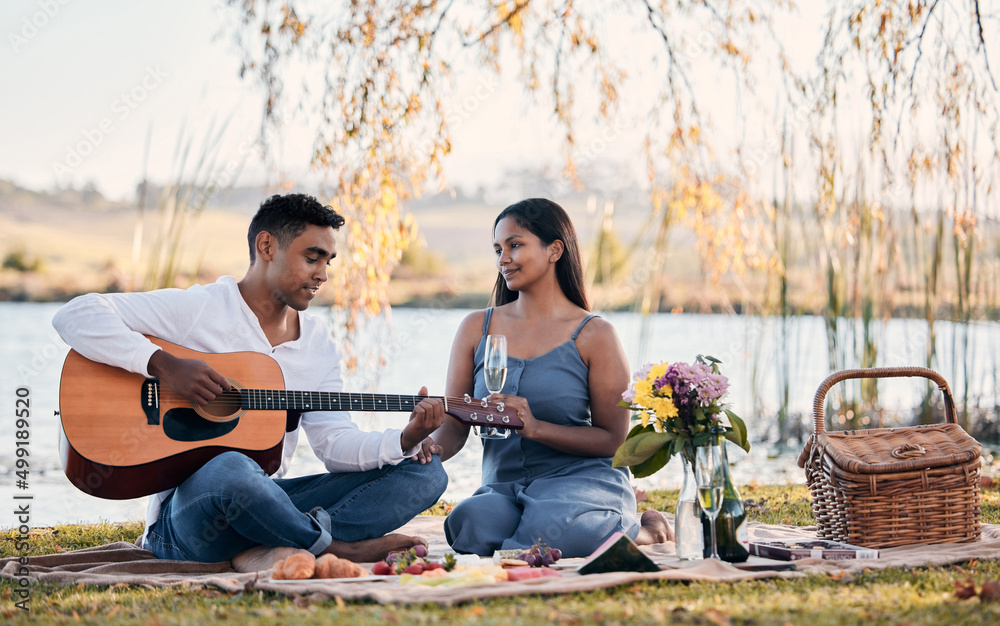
top-left (444, 395), bottom-right (524, 431)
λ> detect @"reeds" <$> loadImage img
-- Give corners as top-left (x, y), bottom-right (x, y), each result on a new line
top-left (616, 144), bottom-right (998, 442)
top-left (139, 119), bottom-right (245, 291)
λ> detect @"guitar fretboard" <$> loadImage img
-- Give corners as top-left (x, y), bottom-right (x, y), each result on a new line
top-left (240, 390), bottom-right (433, 412)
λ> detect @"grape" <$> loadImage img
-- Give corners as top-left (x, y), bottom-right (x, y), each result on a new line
top-left (413, 544), bottom-right (428, 558)
top-left (386, 552), bottom-right (402, 563)
top-left (521, 540), bottom-right (563, 567)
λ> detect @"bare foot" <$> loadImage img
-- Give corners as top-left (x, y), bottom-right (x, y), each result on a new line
top-left (635, 509), bottom-right (673, 545)
top-left (231, 545), bottom-right (304, 573)
top-left (322, 533), bottom-right (426, 563)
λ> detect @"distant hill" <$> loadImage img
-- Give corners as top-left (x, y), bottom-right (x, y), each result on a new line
top-left (0, 175), bottom-right (681, 309)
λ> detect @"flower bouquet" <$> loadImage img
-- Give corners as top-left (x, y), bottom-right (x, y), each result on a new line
top-left (613, 355), bottom-right (749, 477)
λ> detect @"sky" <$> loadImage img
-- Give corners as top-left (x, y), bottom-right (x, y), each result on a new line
top-left (0, 0), bottom-right (829, 203)
top-left (2, 0), bottom-right (305, 199)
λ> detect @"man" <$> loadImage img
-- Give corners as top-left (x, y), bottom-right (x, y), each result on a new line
top-left (53, 193), bottom-right (448, 568)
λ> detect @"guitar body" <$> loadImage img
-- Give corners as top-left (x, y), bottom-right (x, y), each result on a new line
top-left (59, 338), bottom-right (288, 500)
top-left (59, 336), bottom-right (523, 501)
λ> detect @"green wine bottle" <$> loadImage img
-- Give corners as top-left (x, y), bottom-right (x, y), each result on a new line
top-left (701, 433), bottom-right (749, 562)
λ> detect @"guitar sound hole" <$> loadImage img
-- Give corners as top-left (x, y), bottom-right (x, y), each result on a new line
top-left (163, 409), bottom-right (239, 442)
top-left (202, 391), bottom-right (242, 419)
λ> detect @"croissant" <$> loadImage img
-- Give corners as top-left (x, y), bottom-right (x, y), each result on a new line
top-left (314, 553), bottom-right (367, 579)
top-left (273, 551), bottom-right (316, 580)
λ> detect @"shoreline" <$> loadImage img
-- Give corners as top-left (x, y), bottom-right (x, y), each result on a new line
top-left (6, 277), bottom-right (1000, 321)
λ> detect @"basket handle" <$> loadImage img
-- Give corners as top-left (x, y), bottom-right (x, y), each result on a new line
top-left (812, 366), bottom-right (957, 435)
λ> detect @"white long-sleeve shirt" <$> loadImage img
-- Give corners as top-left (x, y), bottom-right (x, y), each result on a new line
top-left (52, 276), bottom-right (417, 547)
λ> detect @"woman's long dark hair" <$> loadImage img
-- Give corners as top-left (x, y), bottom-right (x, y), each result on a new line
top-left (490, 198), bottom-right (589, 311)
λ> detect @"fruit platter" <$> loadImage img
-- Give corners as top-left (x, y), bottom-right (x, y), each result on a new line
top-left (268, 541), bottom-right (570, 586)
top-left (376, 541), bottom-right (566, 587)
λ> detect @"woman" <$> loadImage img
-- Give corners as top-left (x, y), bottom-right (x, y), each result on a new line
top-left (431, 198), bottom-right (671, 557)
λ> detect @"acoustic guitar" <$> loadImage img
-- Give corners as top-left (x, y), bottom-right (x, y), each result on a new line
top-left (58, 336), bottom-right (521, 500)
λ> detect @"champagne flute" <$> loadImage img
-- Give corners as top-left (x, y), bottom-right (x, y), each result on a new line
top-left (480, 334), bottom-right (511, 440)
top-left (695, 441), bottom-right (725, 560)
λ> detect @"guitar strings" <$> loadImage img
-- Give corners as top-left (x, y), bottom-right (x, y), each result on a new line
top-left (153, 389), bottom-right (509, 410)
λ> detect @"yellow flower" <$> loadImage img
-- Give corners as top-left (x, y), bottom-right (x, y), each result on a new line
top-left (626, 362), bottom-right (679, 431)
top-left (649, 396), bottom-right (679, 419)
top-left (647, 362), bottom-right (669, 382)
top-left (633, 380), bottom-right (655, 408)
top-left (656, 383), bottom-right (674, 401)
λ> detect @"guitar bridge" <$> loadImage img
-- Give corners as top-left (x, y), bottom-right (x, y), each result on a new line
top-left (142, 378), bottom-right (160, 425)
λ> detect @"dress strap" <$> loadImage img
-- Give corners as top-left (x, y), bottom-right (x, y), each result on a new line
top-left (482, 307), bottom-right (494, 336)
top-left (571, 314), bottom-right (599, 340)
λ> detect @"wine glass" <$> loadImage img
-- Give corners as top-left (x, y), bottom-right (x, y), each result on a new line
top-left (480, 334), bottom-right (511, 440)
top-left (695, 440), bottom-right (725, 560)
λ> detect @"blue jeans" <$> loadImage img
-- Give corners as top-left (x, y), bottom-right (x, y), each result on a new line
top-left (145, 451), bottom-right (448, 562)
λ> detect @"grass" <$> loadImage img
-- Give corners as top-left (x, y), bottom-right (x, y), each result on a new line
top-left (3, 485), bottom-right (1000, 624)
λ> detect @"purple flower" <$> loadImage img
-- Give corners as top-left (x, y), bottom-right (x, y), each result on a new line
top-left (697, 373), bottom-right (729, 405)
top-left (654, 360), bottom-right (732, 429)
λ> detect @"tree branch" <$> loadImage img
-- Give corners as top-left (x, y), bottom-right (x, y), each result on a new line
top-left (462, 0), bottom-right (535, 46)
top-left (639, 0), bottom-right (700, 123)
top-left (973, 0), bottom-right (999, 92)
top-left (906, 0), bottom-right (942, 100)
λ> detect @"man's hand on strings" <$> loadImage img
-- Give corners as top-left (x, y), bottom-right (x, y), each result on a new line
top-left (147, 349), bottom-right (231, 406)
top-left (400, 386), bottom-right (445, 452)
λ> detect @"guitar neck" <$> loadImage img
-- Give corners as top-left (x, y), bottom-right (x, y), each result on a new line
top-left (240, 390), bottom-right (432, 413)
top-left (237, 388), bottom-right (523, 431)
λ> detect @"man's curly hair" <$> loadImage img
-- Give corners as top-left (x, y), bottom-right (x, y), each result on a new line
top-left (247, 193), bottom-right (345, 262)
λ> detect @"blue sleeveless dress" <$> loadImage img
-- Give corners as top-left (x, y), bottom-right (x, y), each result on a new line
top-left (443, 309), bottom-right (640, 557)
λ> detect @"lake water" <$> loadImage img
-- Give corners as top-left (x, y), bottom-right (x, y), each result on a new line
top-left (2, 301), bottom-right (998, 528)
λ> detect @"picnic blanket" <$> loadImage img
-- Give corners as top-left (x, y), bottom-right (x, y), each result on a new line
top-left (5, 516), bottom-right (1000, 606)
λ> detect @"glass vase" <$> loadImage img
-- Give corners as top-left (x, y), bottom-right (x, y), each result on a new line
top-left (674, 453), bottom-right (704, 560)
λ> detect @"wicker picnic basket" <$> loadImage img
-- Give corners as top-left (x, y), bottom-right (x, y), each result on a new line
top-left (797, 367), bottom-right (982, 549)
